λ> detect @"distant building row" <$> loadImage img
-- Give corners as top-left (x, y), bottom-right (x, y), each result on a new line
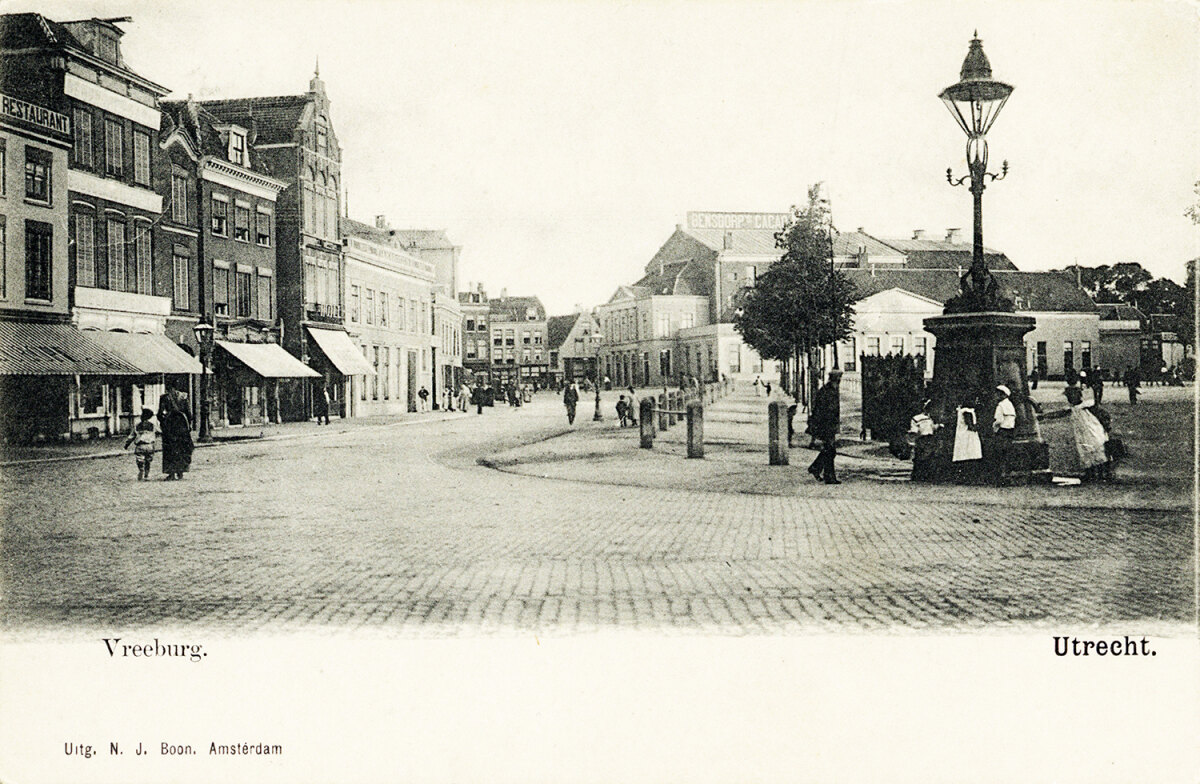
top-left (593, 212), bottom-right (1175, 392)
top-left (0, 13), bottom-right (464, 442)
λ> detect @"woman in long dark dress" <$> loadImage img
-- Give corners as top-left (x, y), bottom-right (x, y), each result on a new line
top-left (157, 390), bottom-right (194, 480)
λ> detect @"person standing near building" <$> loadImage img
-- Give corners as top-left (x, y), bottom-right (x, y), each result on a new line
top-left (314, 384), bottom-right (331, 425)
top-left (1125, 367), bottom-right (1140, 405)
top-left (459, 382), bottom-right (472, 413)
top-left (626, 386), bottom-right (638, 425)
top-left (157, 389), bottom-right (194, 480)
top-left (563, 382), bottom-right (579, 425)
top-left (1064, 385), bottom-right (1109, 481)
top-left (992, 384), bottom-right (1017, 476)
top-left (807, 370), bottom-right (842, 484)
top-left (418, 386), bottom-right (429, 412)
top-left (1029, 366), bottom-right (1039, 390)
top-left (1088, 368), bottom-right (1104, 405)
top-left (753, 375), bottom-right (763, 396)
top-left (124, 408), bottom-right (158, 481)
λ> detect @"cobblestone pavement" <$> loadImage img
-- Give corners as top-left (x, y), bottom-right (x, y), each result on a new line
top-left (0, 390), bottom-right (1193, 636)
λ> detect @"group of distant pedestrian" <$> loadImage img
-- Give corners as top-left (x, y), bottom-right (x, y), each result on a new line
top-left (123, 388), bottom-right (194, 482)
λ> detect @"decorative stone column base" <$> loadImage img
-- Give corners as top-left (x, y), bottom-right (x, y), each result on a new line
top-left (916, 311), bottom-right (1050, 485)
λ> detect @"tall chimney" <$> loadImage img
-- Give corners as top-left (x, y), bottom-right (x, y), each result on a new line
top-left (375, 214), bottom-right (387, 229)
top-left (723, 231), bottom-right (733, 250)
top-left (912, 229), bottom-right (926, 240)
top-left (501, 287), bottom-right (507, 299)
top-left (945, 228), bottom-right (962, 243)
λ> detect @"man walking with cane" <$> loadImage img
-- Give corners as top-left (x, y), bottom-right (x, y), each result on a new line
top-left (807, 369), bottom-right (842, 484)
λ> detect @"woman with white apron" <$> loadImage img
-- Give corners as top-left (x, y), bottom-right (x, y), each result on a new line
top-left (953, 406), bottom-right (983, 462)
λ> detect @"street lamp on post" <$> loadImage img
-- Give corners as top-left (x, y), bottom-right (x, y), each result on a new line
top-left (591, 331), bottom-right (604, 421)
top-left (192, 320), bottom-right (214, 442)
top-left (919, 33), bottom-right (1050, 484)
top-left (940, 31), bottom-right (1013, 313)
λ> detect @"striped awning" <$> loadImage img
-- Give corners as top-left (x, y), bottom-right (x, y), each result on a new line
top-left (0, 321), bottom-right (143, 375)
top-left (88, 331), bottom-right (203, 375)
top-left (215, 340), bottom-right (320, 379)
top-left (306, 326), bottom-right (375, 376)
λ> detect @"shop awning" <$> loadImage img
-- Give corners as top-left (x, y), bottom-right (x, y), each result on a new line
top-left (306, 327), bottom-right (375, 375)
top-left (89, 331), bottom-right (203, 375)
top-left (215, 340), bottom-right (320, 379)
top-left (0, 321), bottom-right (143, 375)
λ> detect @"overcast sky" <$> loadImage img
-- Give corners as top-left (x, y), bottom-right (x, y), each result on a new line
top-left (18, 0), bottom-right (1200, 313)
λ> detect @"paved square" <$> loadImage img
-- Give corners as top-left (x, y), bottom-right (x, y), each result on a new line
top-left (1, 389), bottom-right (1193, 635)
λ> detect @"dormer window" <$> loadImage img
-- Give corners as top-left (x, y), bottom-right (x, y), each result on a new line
top-left (229, 131), bottom-right (246, 165)
top-left (97, 32), bottom-right (119, 65)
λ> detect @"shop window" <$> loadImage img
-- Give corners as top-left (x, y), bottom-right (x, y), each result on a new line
top-left (79, 378), bottom-right (105, 415)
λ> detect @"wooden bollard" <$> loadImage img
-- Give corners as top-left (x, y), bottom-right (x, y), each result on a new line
top-left (769, 399), bottom-right (789, 465)
top-left (640, 397), bottom-right (655, 449)
top-left (687, 402), bottom-right (704, 458)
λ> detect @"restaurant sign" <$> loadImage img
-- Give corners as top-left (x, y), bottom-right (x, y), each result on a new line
top-left (687, 211), bottom-right (789, 231)
top-left (1, 93), bottom-right (71, 137)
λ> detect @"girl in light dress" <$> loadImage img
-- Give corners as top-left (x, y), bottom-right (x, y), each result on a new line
top-left (1063, 385), bottom-right (1109, 480)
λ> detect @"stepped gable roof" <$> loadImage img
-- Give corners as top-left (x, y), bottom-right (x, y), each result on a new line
top-left (197, 95), bottom-right (310, 146)
top-left (489, 296), bottom-right (545, 321)
top-left (391, 229), bottom-right (457, 250)
top-left (845, 269), bottom-right (1097, 313)
top-left (546, 314), bottom-right (582, 351)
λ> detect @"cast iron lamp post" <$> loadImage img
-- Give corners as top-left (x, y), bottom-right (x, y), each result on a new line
top-left (591, 331), bottom-right (604, 421)
top-left (192, 320), bottom-right (214, 442)
top-left (918, 33), bottom-right (1049, 484)
top-left (939, 31), bottom-right (1013, 313)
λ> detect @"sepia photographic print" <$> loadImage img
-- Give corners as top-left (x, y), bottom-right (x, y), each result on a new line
top-left (0, 0), bottom-right (1197, 781)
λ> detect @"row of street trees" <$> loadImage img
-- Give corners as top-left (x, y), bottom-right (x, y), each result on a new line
top-left (733, 185), bottom-right (856, 406)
